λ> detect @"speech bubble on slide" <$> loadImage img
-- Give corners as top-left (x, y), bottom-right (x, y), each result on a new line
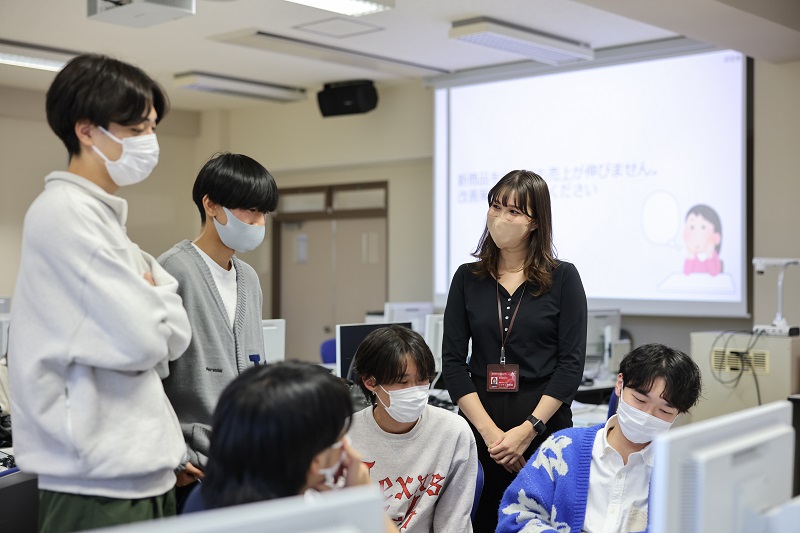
top-left (642, 191), bottom-right (680, 246)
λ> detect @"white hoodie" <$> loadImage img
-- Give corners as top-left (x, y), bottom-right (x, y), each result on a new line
top-left (8, 172), bottom-right (191, 498)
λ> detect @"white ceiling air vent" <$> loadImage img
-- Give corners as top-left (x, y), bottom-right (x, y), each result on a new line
top-left (87, 0), bottom-right (195, 28)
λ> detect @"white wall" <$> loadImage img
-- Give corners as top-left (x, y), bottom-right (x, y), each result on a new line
top-left (752, 60), bottom-right (800, 329)
top-left (226, 82), bottom-right (433, 171)
top-left (0, 101), bottom-right (64, 297)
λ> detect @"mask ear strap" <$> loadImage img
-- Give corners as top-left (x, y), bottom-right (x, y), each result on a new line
top-left (91, 145), bottom-right (112, 163)
top-left (97, 125), bottom-right (123, 144)
top-left (374, 386), bottom-right (391, 410)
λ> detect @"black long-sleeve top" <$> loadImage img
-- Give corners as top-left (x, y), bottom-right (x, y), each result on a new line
top-left (442, 261), bottom-right (587, 405)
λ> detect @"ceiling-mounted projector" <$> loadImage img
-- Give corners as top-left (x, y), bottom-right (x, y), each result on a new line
top-left (87, 0), bottom-right (195, 28)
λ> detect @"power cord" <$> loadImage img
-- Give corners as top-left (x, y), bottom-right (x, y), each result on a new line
top-left (708, 330), bottom-right (764, 406)
top-left (739, 329), bottom-right (764, 405)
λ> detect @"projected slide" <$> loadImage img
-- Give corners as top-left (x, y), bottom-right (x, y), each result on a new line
top-left (434, 50), bottom-right (747, 317)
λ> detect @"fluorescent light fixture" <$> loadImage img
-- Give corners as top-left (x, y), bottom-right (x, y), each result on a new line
top-left (283, 0), bottom-right (393, 17)
top-left (211, 29), bottom-right (448, 78)
top-left (450, 17), bottom-right (594, 66)
top-left (174, 71), bottom-right (306, 102)
top-left (0, 39), bottom-right (78, 72)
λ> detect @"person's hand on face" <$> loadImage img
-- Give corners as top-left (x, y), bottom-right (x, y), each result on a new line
top-left (341, 438), bottom-right (371, 488)
top-left (311, 436), bottom-right (371, 492)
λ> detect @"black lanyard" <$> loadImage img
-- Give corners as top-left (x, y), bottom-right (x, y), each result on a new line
top-left (496, 281), bottom-right (525, 365)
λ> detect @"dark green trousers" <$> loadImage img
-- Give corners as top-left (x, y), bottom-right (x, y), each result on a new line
top-left (38, 488), bottom-right (176, 533)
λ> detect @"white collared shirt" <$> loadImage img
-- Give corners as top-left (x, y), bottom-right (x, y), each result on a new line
top-left (582, 415), bottom-right (653, 533)
top-left (192, 243), bottom-right (237, 328)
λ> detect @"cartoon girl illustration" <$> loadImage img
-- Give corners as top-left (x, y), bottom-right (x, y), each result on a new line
top-left (683, 204), bottom-right (722, 276)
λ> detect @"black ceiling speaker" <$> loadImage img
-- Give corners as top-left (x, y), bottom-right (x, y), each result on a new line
top-left (317, 80), bottom-right (378, 117)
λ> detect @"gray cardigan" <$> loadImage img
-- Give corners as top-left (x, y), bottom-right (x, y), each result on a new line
top-left (158, 240), bottom-right (265, 468)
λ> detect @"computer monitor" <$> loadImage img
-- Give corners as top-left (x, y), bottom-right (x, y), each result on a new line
top-left (423, 314), bottom-right (444, 374)
top-left (383, 302), bottom-right (434, 334)
top-left (650, 400), bottom-right (798, 533)
top-left (0, 468), bottom-right (38, 533)
top-left (261, 319), bottom-right (286, 364)
top-left (586, 309), bottom-right (621, 359)
top-left (0, 314), bottom-right (9, 358)
top-left (335, 322), bottom-right (412, 380)
top-left (91, 485), bottom-right (384, 533)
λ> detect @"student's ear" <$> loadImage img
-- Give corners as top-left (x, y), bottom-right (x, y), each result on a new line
top-left (712, 232), bottom-right (721, 245)
top-left (615, 373), bottom-right (624, 397)
top-left (74, 120), bottom-right (95, 150)
top-left (202, 194), bottom-right (219, 219)
top-left (362, 376), bottom-right (378, 395)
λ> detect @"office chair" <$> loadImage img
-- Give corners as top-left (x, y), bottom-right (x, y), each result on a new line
top-left (181, 483), bottom-right (206, 514)
top-left (320, 338), bottom-right (336, 365)
top-left (471, 461), bottom-right (484, 522)
top-left (607, 389), bottom-right (619, 420)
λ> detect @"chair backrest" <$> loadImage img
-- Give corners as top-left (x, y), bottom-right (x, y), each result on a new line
top-left (320, 338), bottom-right (336, 365)
top-left (181, 483), bottom-right (206, 514)
top-left (607, 389), bottom-right (619, 420)
top-left (471, 461), bottom-right (484, 522)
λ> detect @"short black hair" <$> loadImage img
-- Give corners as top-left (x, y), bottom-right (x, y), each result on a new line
top-left (353, 325), bottom-right (436, 406)
top-left (203, 362), bottom-right (353, 508)
top-left (619, 343), bottom-right (702, 413)
top-left (192, 152), bottom-right (279, 224)
top-left (46, 53), bottom-right (169, 157)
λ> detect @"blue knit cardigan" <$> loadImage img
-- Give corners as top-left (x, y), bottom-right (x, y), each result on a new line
top-left (497, 424), bottom-right (650, 533)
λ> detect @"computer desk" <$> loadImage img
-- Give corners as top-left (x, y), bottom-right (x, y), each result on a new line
top-left (0, 446), bottom-right (12, 473)
top-left (574, 378), bottom-right (616, 405)
top-left (0, 451), bottom-right (37, 533)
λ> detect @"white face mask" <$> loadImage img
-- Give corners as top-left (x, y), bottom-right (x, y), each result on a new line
top-left (92, 126), bottom-right (159, 187)
top-left (377, 384), bottom-right (429, 423)
top-left (616, 385), bottom-right (678, 444)
top-left (487, 215), bottom-right (532, 249)
top-left (213, 206), bottom-right (266, 253)
top-left (318, 439), bottom-right (345, 489)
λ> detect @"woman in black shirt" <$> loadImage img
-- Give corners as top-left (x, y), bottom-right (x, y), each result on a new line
top-left (442, 170), bottom-right (587, 531)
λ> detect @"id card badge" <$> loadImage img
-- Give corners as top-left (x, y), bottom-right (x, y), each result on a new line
top-left (486, 363), bottom-right (520, 392)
